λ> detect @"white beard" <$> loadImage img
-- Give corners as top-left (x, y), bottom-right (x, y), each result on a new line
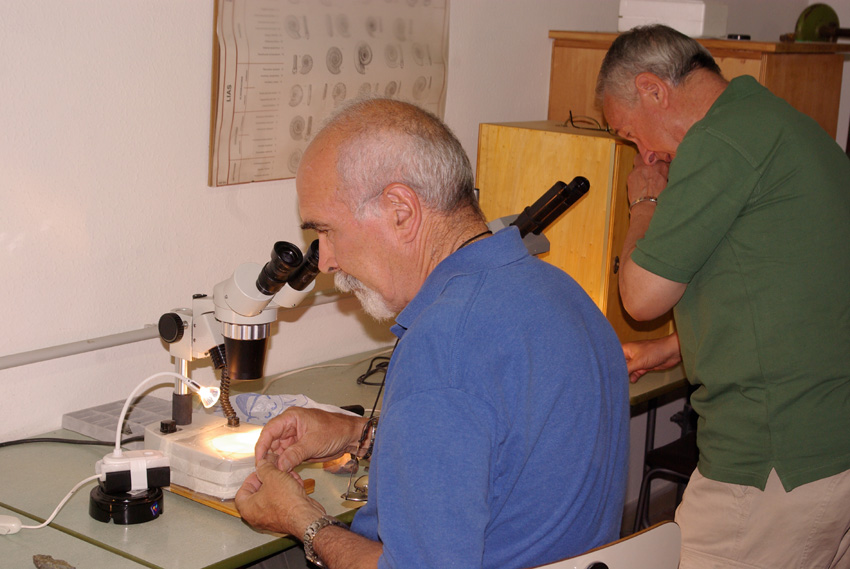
top-left (334, 272), bottom-right (397, 322)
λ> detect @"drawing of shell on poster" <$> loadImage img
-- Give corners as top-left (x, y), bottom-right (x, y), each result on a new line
top-left (210, 0), bottom-right (449, 186)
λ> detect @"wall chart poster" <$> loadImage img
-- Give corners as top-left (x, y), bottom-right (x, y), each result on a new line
top-left (209, 0), bottom-right (449, 186)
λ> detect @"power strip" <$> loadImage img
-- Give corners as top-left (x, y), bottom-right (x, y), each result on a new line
top-left (96, 449), bottom-right (170, 493)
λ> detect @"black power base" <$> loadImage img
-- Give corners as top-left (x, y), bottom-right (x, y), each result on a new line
top-left (89, 485), bottom-right (164, 524)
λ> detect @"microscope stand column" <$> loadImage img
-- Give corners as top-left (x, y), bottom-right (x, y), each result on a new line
top-left (172, 358), bottom-right (193, 426)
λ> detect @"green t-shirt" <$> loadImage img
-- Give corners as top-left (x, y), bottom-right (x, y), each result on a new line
top-left (632, 76), bottom-right (850, 491)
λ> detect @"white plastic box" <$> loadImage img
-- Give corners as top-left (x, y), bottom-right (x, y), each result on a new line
top-left (144, 412), bottom-right (262, 500)
top-left (618, 0), bottom-right (728, 38)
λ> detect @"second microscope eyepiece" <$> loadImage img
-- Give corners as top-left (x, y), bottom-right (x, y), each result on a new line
top-left (256, 241), bottom-right (304, 296)
top-left (510, 176), bottom-right (590, 237)
top-left (287, 239), bottom-right (320, 292)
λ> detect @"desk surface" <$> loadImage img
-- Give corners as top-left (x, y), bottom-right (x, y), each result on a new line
top-left (0, 347), bottom-right (684, 568)
top-left (0, 348), bottom-right (389, 569)
top-left (1, 505), bottom-right (147, 569)
top-left (627, 364), bottom-right (688, 406)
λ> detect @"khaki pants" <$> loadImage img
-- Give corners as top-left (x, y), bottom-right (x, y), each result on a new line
top-left (675, 468), bottom-right (850, 569)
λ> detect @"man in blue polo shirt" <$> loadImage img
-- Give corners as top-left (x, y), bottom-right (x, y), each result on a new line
top-left (234, 97), bottom-right (629, 569)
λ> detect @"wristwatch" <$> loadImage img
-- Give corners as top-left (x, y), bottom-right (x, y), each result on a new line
top-left (303, 515), bottom-right (347, 568)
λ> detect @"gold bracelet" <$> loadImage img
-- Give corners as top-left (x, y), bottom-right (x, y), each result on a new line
top-left (629, 196), bottom-right (658, 211)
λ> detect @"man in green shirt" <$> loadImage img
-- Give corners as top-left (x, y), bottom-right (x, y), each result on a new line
top-left (597, 24), bottom-right (850, 568)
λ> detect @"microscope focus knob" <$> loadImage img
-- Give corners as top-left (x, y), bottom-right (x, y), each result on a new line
top-left (158, 313), bottom-right (186, 344)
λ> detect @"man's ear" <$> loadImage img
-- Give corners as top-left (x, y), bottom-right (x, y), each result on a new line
top-left (635, 72), bottom-right (670, 108)
top-left (381, 183), bottom-right (421, 242)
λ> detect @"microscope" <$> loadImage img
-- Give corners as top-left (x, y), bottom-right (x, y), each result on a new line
top-left (123, 240), bottom-right (323, 502)
top-left (86, 240), bottom-right (321, 523)
top-left (157, 239), bottom-right (320, 428)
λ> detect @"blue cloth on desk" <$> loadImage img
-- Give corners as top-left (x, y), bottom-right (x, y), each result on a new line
top-left (350, 227), bottom-right (629, 569)
top-left (215, 393), bottom-right (354, 425)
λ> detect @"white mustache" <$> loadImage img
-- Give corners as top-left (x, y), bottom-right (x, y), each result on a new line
top-left (334, 271), bottom-right (363, 293)
top-left (334, 272), bottom-right (396, 322)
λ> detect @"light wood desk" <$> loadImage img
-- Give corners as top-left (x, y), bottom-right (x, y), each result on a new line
top-left (0, 349), bottom-right (389, 569)
top-left (628, 364), bottom-right (688, 407)
top-left (0, 348), bottom-right (682, 568)
top-left (1, 505), bottom-right (148, 569)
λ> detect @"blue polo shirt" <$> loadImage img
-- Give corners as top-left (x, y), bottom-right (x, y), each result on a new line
top-left (351, 227), bottom-right (629, 568)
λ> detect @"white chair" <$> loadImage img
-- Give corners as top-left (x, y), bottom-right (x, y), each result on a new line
top-left (532, 521), bottom-right (681, 569)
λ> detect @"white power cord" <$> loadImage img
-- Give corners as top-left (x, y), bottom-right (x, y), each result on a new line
top-left (1, 370), bottom-right (217, 535)
top-left (0, 473), bottom-right (101, 535)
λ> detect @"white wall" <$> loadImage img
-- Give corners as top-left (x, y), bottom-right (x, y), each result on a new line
top-left (0, 0), bottom-right (843, 508)
top-left (816, 0), bottom-right (850, 150)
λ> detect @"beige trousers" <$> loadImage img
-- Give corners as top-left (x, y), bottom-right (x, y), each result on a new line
top-left (675, 467), bottom-right (850, 569)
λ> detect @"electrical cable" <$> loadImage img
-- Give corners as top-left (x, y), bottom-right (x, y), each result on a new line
top-left (0, 473), bottom-right (103, 535)
top-left (260, 346), bottom-right (395, 394)
top-left (19, 474), bottom-right (101, 530)
top-left (364, 338), bottom-right (397, 420)
top-left (356, 357), bottom-right (390, 386)
top-left (0, 435), bottom-right (144, 449)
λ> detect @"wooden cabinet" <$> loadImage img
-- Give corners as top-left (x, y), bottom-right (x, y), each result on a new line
top-left (548, 31), bottom-right (849, 138)
top-left (476, 121), bottom-right (673, 343)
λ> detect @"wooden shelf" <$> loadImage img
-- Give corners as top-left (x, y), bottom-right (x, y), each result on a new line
top-left (548, 31), bottom-right (848, 137)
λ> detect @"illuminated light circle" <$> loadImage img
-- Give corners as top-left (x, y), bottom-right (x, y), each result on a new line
top-left (210, 430), bottom-right (261, 455)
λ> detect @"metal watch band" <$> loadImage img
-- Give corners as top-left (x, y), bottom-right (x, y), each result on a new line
top-left (303, 515), bottom-right (347, 568)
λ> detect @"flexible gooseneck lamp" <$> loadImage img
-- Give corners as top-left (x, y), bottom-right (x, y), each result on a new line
top-left (90, 372), bottom-right (220, 524)
top-left (109, 372), bottom-right (220, 458)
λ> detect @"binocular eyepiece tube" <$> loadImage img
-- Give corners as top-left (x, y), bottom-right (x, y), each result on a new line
top-left (510, 176), bottom-right (590, 238)
top-left (287, 239), bottom-right (320, 292)
top-left (256, 241), bottom-right (304, 296)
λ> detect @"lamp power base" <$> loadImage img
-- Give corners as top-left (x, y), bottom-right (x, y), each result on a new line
top-left (89, 485), bottom-right (164, 524)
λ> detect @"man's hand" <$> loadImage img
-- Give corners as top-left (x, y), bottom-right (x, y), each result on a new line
top-left (236, 460), bottom-right (386, 568)
top-left (627, 153), bottom-right (669, 204)
top-left (235, 459), bottom-right (325, 536)
top-left (622, 333), bottom-right (682, 383)
top-left (255, 407), bottom-right (368, 472)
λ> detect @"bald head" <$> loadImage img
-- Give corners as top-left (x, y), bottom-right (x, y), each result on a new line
top-left (309, 98), bottom-right (481, 221)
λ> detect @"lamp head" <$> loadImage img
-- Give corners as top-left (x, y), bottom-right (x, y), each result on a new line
top-left (182, 377), bottom-right (221, 408)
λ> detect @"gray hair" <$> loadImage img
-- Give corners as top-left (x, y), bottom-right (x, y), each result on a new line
top-left (596, 25), bottom-right (722, 105)
top-left (320, 97), bottom-right (480, 219)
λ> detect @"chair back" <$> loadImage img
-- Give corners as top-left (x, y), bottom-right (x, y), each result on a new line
top-left (531, 521), bottom-right (681, 569)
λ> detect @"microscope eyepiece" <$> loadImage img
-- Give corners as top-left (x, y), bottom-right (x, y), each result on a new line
top-left (256, 241), bottom-right (304, 296)
top-left (510, 176), bottom-right (590, 237)
top-left (287, 239), bottom-right (320, 292)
